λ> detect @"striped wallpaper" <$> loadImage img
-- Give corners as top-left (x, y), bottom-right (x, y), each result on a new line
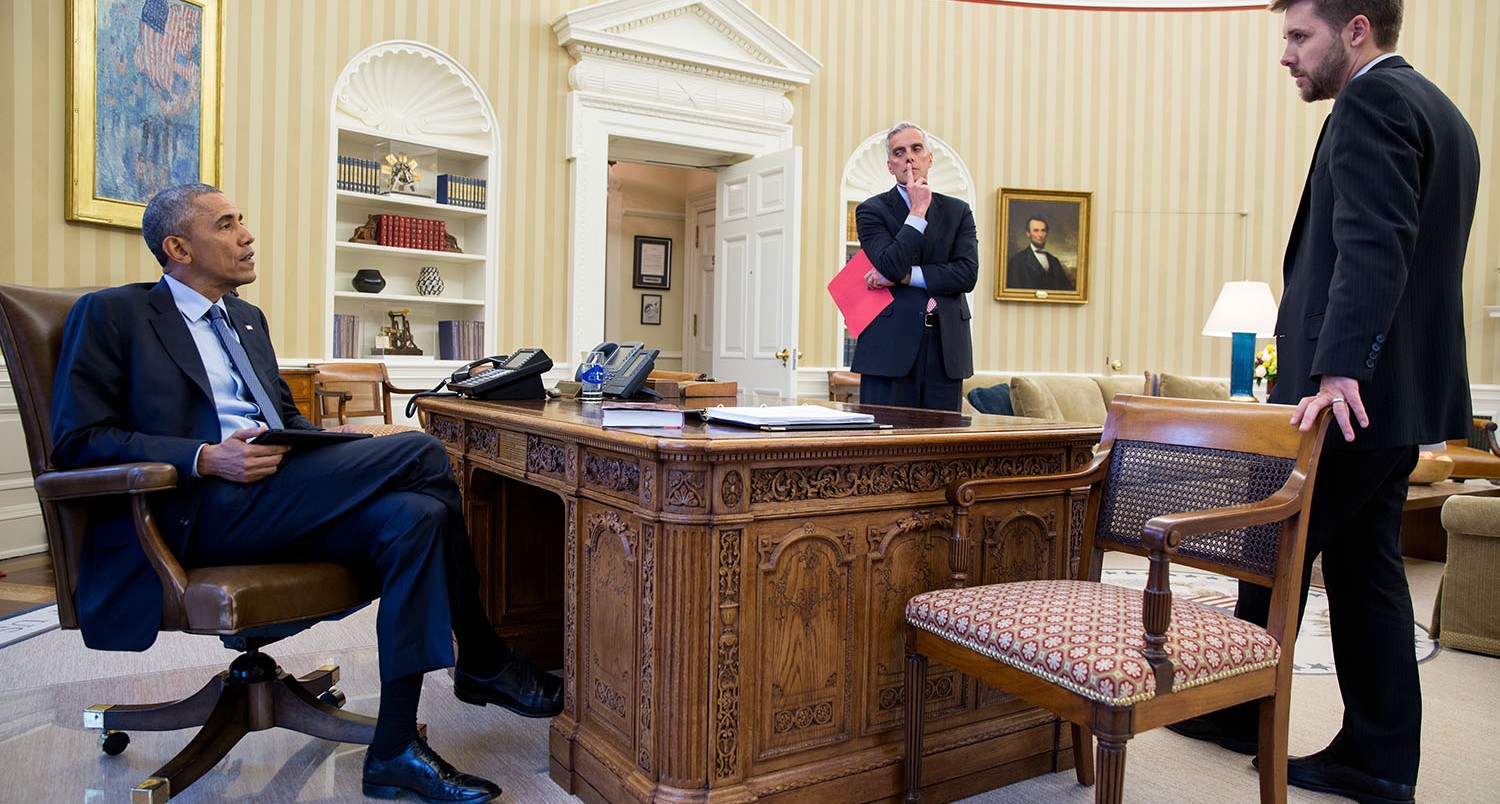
top-left (2, 0), bottom-right (1494, 383)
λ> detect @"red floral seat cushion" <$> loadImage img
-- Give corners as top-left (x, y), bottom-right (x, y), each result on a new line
top-left (906, 580), bottom-right (1280, 705)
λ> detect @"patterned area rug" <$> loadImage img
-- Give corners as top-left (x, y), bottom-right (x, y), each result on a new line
top-left (1101, 569), bottom-right (1438, 675)
top-left (0, 604), bottom-right (59, 649)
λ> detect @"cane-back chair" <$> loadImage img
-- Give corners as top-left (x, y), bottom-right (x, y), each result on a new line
top-left (904, 395), bottom-right (1330, 803)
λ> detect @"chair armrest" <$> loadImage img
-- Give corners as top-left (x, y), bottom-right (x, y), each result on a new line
top-left (34, 463), bottom-right (178, 500)
top-left (383, 382), bottom-right (430, 396)
top-left (1138, 484), bottom-right (1306, 553)
top-left (36, 462), bottom-right (193, 628)
top-left (947, 451), bottom-right (1109, 506)
top-left (1441, 495), bottom-right (1500, 537)
top-left (1475, 417), bottom-right (1500, 456)
top-left (315, 388), bottom-right (351, 425)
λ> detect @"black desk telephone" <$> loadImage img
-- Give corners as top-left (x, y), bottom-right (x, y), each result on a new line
top-left (577, 341), bottom-right (659, 399)
top-left (446, 348), bottom-right (553, 400)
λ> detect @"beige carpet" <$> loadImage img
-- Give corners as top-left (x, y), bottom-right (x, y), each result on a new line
top-left (0, 557), bottom-right (1494, 803)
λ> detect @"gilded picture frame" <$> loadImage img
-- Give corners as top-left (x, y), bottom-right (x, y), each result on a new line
top-left (66, 0), bottom-right (223, 230)
top-left (995, 187), bottom-right (1091, 304)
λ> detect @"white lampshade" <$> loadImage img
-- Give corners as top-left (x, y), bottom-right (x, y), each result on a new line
top-left (1202, 281), bottom-right (1279, 337)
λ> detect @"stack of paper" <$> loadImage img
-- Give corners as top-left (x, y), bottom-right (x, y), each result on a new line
top-left (702, 405), bottom-right (880, 430)
top-left (601, 403), bottom-right (685, 429)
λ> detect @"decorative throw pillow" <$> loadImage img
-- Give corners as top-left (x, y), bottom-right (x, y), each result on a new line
top-left (1043, 376), bottom-right (1110, 425)
top-left (1009, 376), bottom-right (1062, 420)
top-left (966, 383), bottom-right (1013, 415)
top-left (1094, 375), bottom-right (1147, 405)
top-left (1158, 372), bottom-right (1230, 401)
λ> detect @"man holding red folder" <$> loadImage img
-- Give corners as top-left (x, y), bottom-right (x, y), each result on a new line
top-left (850, 121), bottom-right (978, 411)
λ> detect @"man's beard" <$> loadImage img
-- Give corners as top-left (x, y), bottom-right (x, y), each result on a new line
top-left (1299, 43), bottom-right (1351, 102)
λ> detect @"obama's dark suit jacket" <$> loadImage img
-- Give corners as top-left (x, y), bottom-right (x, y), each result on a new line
top-left (50, 279), bottom-right (466, 682)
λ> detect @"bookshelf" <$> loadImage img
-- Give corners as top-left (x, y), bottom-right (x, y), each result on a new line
top-left (325, 41), bottom-right (497, 364)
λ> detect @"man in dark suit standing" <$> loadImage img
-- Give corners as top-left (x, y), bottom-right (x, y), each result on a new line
top-left (1168, 3), bottom-right (1479, 802)
top-left (851, 121), bottom-right (978, 411)
top-left (52, 183), bottom-right (563, 803)
top-left (1006, 216), bottom-right (1074, 292)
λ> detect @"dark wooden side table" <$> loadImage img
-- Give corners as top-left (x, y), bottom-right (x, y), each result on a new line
top-left (1401, 480), bottom-right (1500, 561)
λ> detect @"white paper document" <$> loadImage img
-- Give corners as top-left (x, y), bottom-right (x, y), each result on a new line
top-left (701, 404), bottom-right (877, 429)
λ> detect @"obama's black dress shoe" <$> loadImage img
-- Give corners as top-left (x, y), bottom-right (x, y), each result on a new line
top-left (454, 657), bottom-right (563, 718)
top-left (362, 738), bottom-right (500, 802)
top-left (1252, 747), bottom-right (1414, 804)
top-left (1165, 715), bottom-right (1257, 756)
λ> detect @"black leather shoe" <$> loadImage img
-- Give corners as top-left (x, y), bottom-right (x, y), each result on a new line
top-left (362, 738), bottom-right (500, 802)
top-left (454, 658), bottom-right (563, 718)
top-left (1165, 715), bottom-right (1257, 756)
top-left (1264, 747), bottom-right (1415, 804)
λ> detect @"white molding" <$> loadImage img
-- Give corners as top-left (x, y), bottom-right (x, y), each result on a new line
top-left (553, 0), bottom-right (818, 367)
top-left (622, 208), bottom-right (686, 221)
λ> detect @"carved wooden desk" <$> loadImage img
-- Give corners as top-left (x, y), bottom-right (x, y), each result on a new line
top-left (419, 397), bottom-right (1100, 803)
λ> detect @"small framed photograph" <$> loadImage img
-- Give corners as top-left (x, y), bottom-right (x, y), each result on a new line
top-left (633, 236), bottom-right (672, 289)
top-left (995, 187), bottom-right (1091, 304)
top-left (640, 293), bottom-right (662, 326)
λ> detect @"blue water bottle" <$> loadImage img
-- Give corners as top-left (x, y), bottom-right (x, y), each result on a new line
top-left (580, 351), bottom-right (606, 403)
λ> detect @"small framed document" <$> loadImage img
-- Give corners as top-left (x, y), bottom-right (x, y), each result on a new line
top-left (632, 236), bottom-right (672, 289)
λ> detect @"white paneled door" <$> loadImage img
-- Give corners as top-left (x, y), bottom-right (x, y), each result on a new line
top-left (714, 147), bottom-right (802, 398)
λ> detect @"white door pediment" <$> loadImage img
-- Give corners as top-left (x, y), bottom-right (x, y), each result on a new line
top-left (553, 0), bottom-right (820, 91)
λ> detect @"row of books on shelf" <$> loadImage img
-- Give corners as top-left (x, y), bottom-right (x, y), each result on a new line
top-left (337, 154), bottom-right (485, 211)
top-left (376, 213), bottom-right (448, 251)
top-left (436, 174), bottom-right (487, 209)
top-left (335, 315), bottom-right (484, 360)
top-left (438, 319), bottom-right (485, 361)
top-left (337, 156), bottom-right (382, 194)
top-left (332, 314), bottom-right (362, 358)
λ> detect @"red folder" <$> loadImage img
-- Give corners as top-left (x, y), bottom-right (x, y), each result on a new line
top-left (828, 250), bottom-right (893, 339)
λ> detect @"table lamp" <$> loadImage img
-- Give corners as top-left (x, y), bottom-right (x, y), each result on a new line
top-left (1202, 281), bottom-right (1279, 402)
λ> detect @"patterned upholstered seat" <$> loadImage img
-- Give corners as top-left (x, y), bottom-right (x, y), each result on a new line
top-left (907, 581), bottom-right (1279, 706)
top-left (902, 395), bottom-right (1331, 804)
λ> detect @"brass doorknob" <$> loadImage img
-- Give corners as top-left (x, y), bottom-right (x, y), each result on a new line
top-left (1110, 359), bottom-right (1123, 372)
top-left (775, 348), bottom-right (801, 366)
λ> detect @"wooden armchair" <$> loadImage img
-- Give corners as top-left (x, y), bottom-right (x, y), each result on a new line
top-left (1442, 416), bottom-right (1500, 483)
top-left (903, 395), bottom-right (1330, 803)
top-left (828, 370), bottom-right (860, 403)
top-left (0, 285), bottom-right (381, 802)
top-left (309, 361), bottom-right (427, 429)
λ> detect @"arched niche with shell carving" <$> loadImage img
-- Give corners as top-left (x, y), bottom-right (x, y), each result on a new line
top-left (323, 40), bottom-right (499, 365)
top-left (835, 129), bottom-right (978, 365)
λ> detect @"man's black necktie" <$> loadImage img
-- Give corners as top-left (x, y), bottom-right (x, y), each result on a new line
top-left (207, 305), bottom-right (284, 430)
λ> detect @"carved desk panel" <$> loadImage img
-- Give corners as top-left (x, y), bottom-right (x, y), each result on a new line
top-left (419, 397), bottom-right (1100, 804)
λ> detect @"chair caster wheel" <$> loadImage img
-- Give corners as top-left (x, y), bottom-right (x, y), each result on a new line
top-left (99, 730), bottom-right (130, 755)
top-left (318, 688), bottom-right (347, 708)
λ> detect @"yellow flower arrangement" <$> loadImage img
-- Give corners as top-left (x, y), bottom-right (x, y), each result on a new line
top-left (1253, 343), bottom-right (1277, 387)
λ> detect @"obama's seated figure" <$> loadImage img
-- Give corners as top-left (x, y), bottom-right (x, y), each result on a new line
top-left (52, 182), bottom-right (559, 803)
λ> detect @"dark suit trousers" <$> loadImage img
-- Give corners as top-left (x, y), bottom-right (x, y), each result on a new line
top-left (1226, 444), bottom-right (1421, 782)
top-left (181, 431), bottom-right (481, 683)
top-left (858, 323), bottom-right (961, 411)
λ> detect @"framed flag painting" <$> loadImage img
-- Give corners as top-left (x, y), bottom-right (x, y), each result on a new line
top-left (67, 0), bottom-right (222, 229)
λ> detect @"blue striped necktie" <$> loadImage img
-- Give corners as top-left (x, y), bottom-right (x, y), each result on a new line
top-left (206, 305), bottom-right (284, 430)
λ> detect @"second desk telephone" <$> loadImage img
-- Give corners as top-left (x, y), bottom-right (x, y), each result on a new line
top-left (447, 348), bottom-right (553, 399)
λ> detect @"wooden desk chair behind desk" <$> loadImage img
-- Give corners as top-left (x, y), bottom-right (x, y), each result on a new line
top-left (0, 285), bottom-right (382, 803)
top-left (904, 395), bottom-right (1331, 804)
top-left (828, 370), bottom-right (860, 403)
top-left (309, 361), bottom-right (427, 431)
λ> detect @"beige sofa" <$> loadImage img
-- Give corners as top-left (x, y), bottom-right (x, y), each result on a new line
top-left (1431, 496), bottom-right (1500, 657)
top-left (961, 371), bottom-right (1229, 425)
